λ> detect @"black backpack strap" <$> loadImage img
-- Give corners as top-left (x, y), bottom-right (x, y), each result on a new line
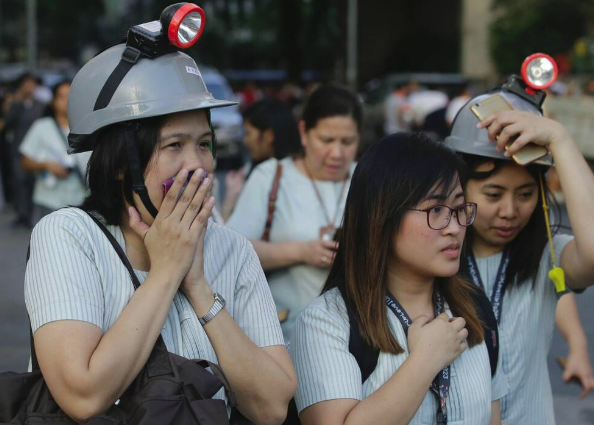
top-left (335, 283), bottom-right (380, 384)
top-left (469, 286), bottom-right (499, 377)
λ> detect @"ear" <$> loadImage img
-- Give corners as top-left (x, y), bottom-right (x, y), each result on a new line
top-left (262, 128), bottom-right (275, 147)
top-left (298, 120), bottom-right (308, 149)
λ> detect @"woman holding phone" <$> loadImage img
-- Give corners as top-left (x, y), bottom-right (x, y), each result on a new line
top-left (290, 133), bottom-right (507, 425)
top-left (24, 40), bottom-right (296, 423)
top-left (445, 85), bottom-right (594, 424)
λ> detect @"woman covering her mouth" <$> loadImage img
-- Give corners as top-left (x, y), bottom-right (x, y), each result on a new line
top-left (290, 133), bottom-right (507, 425)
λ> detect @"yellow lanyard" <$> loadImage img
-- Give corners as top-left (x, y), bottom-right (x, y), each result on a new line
top-left (539, 174), bottom-right (566, 292)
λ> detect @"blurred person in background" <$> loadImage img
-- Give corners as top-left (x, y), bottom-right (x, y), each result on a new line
top-left (19, 80), bottom-right (91, 226)
top-left (383, 80), bottom-right (418, 135)
top-left (227, 84), bottom-right (361, 341)
top-left (222, 98), bottom-right (301, 221)
top-left (3, 73), bottom-right (46, 227)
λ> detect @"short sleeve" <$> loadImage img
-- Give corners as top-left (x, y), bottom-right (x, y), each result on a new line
top-left (19, 120), bottom-right (44, 160)
top-left (290, 296), bottom-right (362, 413)
top-left (226, 159), bottom-right (278, 239)
top-left (233, 237), bottom-right (285, 347)
top-left (25, 211), bottom-right (105, 333)
top-left (490, 336), bottom-right (508, 401)
top-left (546, 233), bottom-right (577, 295)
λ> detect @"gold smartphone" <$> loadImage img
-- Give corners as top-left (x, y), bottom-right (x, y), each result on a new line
top-left (470, 94), bottom-right (548, 165)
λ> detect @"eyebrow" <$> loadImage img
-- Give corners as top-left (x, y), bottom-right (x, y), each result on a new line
top-left (160, 131), bottom-right (212, 142)
top-left (424, 191), bottom-right (465, 202)
top-left (482, 182), bottom-right (537, 191)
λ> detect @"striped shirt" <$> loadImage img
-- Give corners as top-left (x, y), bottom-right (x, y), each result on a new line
top-left (474, 233), bottom-right (573, 425)
top-left (24, 207), bottom-right (285, 404)
top-left (290, 288), bottom-right (508, 424)
top-left (227, 157), bottom-right (356, 342)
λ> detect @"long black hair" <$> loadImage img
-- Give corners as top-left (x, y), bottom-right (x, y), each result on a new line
top-left (323, 133), bottom-right (484, 353)
top-left (458, 154), bottom-right (560, 288)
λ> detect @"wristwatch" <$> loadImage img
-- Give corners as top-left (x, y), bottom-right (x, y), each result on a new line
top-left (199, 292), bottom-right (226, 326)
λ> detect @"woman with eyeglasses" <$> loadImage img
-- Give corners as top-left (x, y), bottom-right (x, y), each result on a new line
top-left (290, 133), bottom-right (506, 425)
top-left (446, 89), bottom-right (594, 424)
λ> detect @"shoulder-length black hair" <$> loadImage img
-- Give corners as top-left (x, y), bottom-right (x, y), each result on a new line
top-left (458, 155), bottom-right (560, 288)
top-left (78, 116), bottom-right (166, 225)
top-left (323, 132), bottom-right (484, 354)
top-left (242, 98), bottom-right (301, 160)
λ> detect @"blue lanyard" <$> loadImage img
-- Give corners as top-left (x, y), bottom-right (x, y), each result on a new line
top-left (466, 247), bottom-right (511, 323)
top-left (386, 291), bottom-right (449, 425)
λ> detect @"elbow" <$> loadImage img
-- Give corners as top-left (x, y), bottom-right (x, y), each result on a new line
top-left (60, 396), bottom-right (111, 423)
top-left (250, 402), bottom-right (290, 425)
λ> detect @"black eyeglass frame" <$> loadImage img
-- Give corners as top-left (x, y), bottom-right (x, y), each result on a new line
top-left (407, 202), bottom-right (478, 230)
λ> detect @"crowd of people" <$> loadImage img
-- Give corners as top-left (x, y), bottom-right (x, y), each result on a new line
top-left (1, 31), bottom-right (594, 425)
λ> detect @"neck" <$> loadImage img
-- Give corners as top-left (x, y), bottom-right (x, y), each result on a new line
top-left (472, 234), bottom-right (507, 258)
top-left (120, 213), bottom-right (151, 271)
top-left (55, 114), bottom-right (69, 128)
top-left (387, 266), bottom-right (435, 318)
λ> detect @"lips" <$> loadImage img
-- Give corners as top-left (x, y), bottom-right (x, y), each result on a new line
top-left (441, 243), bottom-right (461, 259)
top-left (494, 227), bottom-right (517, 238)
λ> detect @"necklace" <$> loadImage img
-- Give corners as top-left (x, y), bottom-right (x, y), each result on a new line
top-left (303, 159), bottom-right (349, 241)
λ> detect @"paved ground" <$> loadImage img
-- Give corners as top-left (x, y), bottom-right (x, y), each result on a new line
top-left (0, 206), bottom-right (593, 423)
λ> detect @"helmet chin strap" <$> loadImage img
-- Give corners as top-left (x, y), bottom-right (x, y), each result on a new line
top-left (124, 123), bottom-right (159, 218)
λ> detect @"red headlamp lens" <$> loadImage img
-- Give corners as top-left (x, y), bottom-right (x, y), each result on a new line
top-left (521, 53), bottom-right (558, 90)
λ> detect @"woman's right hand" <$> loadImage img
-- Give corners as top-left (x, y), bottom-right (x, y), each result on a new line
top-left (128, 168), bottom-right (214, 283)
top-left (408, 313), bottom-right (468, 373)
top-left (300, 239), bottom-right (338, 268)
top-left (45, 161), bottom-right (70, 178)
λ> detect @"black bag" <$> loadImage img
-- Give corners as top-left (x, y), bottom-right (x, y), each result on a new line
top-left (0, 210), bottom-right (235, 425)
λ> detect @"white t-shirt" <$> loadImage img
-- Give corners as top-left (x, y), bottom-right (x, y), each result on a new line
top-left (474, 234), bottom-right (573, 425)
top-left (226, 157), bottom-right (356, 342)
top-left (291, 288), bottom-right (508, 424)
top-left (25, 207), bottom-right (285, 405)
top-left (19, 117), bottom-right (91, 210)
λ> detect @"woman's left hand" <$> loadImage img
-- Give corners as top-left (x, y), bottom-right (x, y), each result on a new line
top-left (180, 174), bottom-right (215, 303)
top-left (477, 110), bottom-right (572, 157)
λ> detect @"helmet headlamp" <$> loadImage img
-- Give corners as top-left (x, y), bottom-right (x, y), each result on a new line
top-left (521, 53), bottom-right (558, 91)
top-left (126, 3), bottom-right (205, 58)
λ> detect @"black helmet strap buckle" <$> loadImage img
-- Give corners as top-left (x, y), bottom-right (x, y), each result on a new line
top-left (124, 123), bottom-right (159, 218)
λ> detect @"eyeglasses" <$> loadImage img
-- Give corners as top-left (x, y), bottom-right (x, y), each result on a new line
top-left (407, 202), bottom-right (477, 230)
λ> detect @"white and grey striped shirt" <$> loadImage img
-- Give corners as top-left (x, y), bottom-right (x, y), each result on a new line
top-left (290, 288), bottom-right (508, 424)
top-left (475, 233), bottom-right (573, 425)
top-left (24, 207), bottom-right (285, 404)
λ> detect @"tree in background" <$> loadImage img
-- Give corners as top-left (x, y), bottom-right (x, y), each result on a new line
top-left (490, 0), bottom-right (594, 74)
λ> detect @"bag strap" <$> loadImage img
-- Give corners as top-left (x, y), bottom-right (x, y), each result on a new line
top-left (346, 285), bottom-right (499, 383)
top-left (261, 162), bottom-right (283, 242)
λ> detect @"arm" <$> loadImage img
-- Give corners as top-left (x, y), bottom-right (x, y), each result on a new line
top-left (555, 293), bottom-right (594, 398)
top-left (186, 285), bottom-right (297, 425)
top-left (479, 111), bottom-right (594, 289)
top-left (489, 400), bottom-right (502, 425)
top-left (32, 169), bottom-right (213, 422)
top-left (250, 239), bottom-right (337, 271)
top-left (21, 155), bottom-right (69, 178)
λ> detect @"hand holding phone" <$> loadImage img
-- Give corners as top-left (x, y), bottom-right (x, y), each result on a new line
top-left (470, 94), bottom-right (548, 165)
